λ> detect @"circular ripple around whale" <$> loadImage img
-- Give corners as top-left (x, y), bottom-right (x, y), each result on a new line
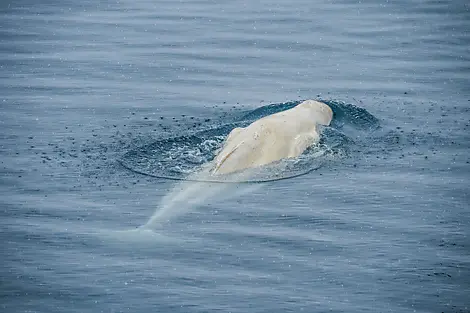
top-left (119, 100), bottom-right (378, 183)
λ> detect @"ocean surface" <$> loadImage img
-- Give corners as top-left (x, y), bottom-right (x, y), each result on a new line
top-left (1, 0), bottom-right (469, 312)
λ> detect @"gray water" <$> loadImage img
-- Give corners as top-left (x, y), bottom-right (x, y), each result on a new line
top-left (1, 1), bottom-right (469, 312)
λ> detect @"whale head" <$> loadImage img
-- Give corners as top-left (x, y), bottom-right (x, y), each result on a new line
top-left (296, 100), bottom-right (333, 126)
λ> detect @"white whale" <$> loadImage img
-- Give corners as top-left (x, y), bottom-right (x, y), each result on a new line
top-left (212, 99), bottom-right (333, 175)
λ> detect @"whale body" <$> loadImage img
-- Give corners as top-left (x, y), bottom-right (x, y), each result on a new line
top-left (212, 100), bottom-right (333, 175)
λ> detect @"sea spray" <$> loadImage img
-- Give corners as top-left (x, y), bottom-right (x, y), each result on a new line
top-left (141, 164), bottom-right (259, 229)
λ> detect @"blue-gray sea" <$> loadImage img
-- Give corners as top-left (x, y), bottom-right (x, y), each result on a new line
top-left (1, 1), bottom-right (469, 312)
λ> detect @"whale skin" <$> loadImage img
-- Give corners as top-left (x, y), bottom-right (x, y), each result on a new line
top-left (212, 100), bottom-right (333, 175)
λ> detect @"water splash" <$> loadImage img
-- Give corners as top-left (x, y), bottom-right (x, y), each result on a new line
top-left (118, 99), bottom-right (379, 227)
top-left (118, 99), bottom-right (370, 183)
top-left (141, 165), bottom-right (261, 228)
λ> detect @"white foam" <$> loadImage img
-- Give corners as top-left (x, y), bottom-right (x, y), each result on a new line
top-left (141, 165), bottom-right (260, 229)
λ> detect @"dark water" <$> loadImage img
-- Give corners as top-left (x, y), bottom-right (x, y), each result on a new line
top-left (1, 1), bottom-right (469, 312)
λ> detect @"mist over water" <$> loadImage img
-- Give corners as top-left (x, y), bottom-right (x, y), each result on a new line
top-left (142, 173), bottom-right (259, 228)
top-left (1, 1), bottom-right (469, 312)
